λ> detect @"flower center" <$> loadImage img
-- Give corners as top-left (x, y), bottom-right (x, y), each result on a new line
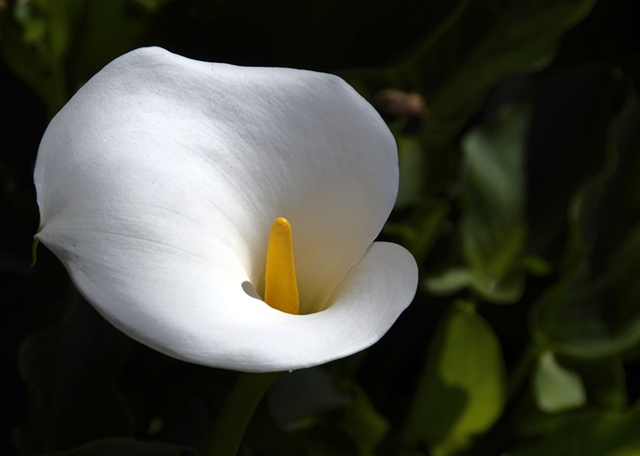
top-left (264, 217), bottom-right (300, 314)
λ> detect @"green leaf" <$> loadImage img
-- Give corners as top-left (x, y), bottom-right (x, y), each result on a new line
top-left (509, 402), bottom-right (640, 456)
top-left (607, 447), bottom-right (640, 456)
top-left (419, 0), bottom-right (598, 128)
top-left (66, 0), bottom-right (165, 89)
top-left (405, 301), bottom-right (507, 455)
top-left (532, 351), bottom-right (586, 413)
top-left (424, 104), bottom-right (534, 302)
top-left (0, 1), bottom-right (71, 112)
top-left (525, 67), bottom-right (623, 259)
top-left (15, 294), bottom-right (132, 455)
top-left (532, 86), bottom-right (640, 358)
top-left (396, 135), bottom-right (430, 207)
top-left (566, 356), bottom-right (628, 408)
top-left (460, 104), bottom-right (530, 303)
top-left (408, 0), bottom-right (597, 192)
top-left (1, 0), bottom-right (169, 115)
top-left (424, 268), bottom-right (471, 296)
top-left (339, 382), bottom-right (389, 456)
top-left (32, 0), bottom-right (83, 63)
top-left (44, 437), bottom-right (195, 456)
top-left (268, 369), bottom-right (388, 455)
top-left (131, 0), bottom-right (176, 13)
top-left (385, 197), bottom-right (449, 264)
top-left (269, 368), bottom-right (352, 431)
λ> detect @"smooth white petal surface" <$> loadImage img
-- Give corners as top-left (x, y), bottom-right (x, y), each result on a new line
top-left (35, 47), bottom-right (418, 372)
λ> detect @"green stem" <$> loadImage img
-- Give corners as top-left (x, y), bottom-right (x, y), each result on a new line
top-left (203, 371), bottom-right (279, 456)
top-left (506, 343), bottom-right (540, 403)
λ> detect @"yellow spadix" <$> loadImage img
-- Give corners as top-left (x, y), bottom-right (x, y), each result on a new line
top-left (264, 217), bottom-right (300, 314)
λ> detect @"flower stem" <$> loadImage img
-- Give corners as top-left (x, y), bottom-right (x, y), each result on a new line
top-left (203, 371), bottom-right (279, 456)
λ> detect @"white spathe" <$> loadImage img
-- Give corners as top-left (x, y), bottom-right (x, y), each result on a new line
top-left (34, 47), bottom-right (418, 372)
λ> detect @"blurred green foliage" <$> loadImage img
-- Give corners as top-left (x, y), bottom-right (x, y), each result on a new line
top-left (2, 0), bottom-right (640, 455)
top-left (405, 301), bottom-right (507, 455)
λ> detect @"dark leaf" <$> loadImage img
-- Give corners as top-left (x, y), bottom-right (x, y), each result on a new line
top-left (15, 294), bottom-right (132, 455)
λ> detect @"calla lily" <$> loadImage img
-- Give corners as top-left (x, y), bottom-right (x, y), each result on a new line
top-left (34, 47), bottom-right (418, 372)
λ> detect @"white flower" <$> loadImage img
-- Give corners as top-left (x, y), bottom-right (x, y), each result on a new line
top-left (34, 47), bottom-right (418, 372)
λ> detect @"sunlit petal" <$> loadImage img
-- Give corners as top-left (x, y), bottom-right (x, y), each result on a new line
top-left (35, 47), bottom-right (418, 371)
